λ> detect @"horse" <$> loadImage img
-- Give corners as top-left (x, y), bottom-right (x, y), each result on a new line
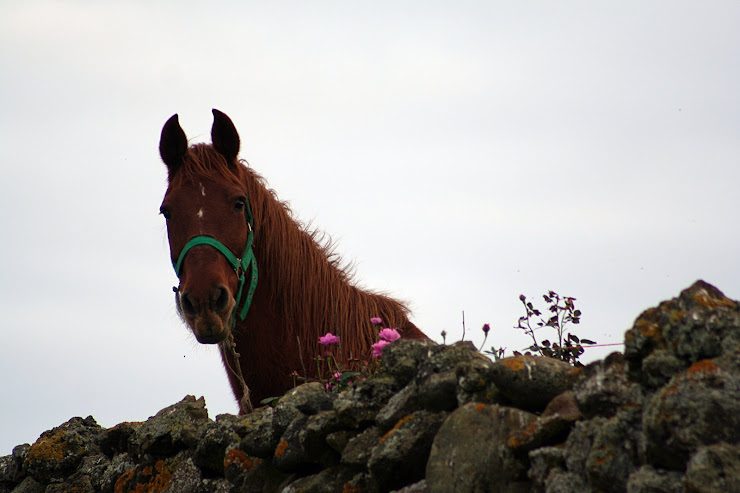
top-left (158, 109), bottom-right (427, 412)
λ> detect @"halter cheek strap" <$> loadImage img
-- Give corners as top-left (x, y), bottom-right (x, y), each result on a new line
top-left (172, 200), bottom-right (258, 326)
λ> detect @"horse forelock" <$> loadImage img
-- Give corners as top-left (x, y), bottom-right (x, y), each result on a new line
top-left (168, 143), bottom-right (245, 189)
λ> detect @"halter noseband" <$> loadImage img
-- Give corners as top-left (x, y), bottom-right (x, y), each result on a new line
top-left (172, 198), bottom-right (258, 326)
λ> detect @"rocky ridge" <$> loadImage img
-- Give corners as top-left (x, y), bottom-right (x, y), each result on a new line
top-left (1, 280), bottom-right (738, 492)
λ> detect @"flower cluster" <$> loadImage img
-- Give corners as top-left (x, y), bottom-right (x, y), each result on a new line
top-left (312, 318), bottom-right (403, 393)
top-left (371, 318), bottom-right (401, 358)
top-left (319, 332), bottom-right (340, 346)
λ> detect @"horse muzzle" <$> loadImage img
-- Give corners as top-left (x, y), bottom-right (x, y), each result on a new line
top-left (176, 284), bottom-right (234, 344)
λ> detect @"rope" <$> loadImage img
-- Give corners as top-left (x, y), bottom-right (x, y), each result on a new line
top-left (222, 332), bottom-right (253, 414)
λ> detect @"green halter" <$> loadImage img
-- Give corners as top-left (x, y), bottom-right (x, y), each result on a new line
top-left (172, 198), bottom-right (258, 326)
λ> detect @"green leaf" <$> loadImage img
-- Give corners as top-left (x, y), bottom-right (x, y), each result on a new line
top-left (260, 396), bottom-right (281, 406)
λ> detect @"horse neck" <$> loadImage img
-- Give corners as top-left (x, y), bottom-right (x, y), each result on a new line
top-left (241, 168), bottom-right (411, 358)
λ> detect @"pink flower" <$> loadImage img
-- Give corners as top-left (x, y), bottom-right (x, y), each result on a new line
top-left (370, 317), bottom-right (383, 325)
top-left (372, 339), bottom-right (390, 357)
top-left (319, 333), bottom-right (340, 346)
top-left (378, 328), bottom-right (401, 342)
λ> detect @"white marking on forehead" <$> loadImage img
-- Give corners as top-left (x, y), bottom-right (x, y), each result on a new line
top-left (199, 183), bottom-right (206, 196)
top-left (197, 208), bottom-right (204, 219)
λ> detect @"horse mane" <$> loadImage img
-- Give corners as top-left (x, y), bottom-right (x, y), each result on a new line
top-left (173, 143), bottom-right (413, 362)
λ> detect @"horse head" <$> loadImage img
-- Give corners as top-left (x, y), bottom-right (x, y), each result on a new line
top-left (158, 110), bottom-right (256, 344)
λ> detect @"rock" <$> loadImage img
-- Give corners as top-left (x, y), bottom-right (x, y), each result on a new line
top-left (341, 426), bottom-right (382, 468)
top-left (416, 371), bottom-right (459, 412)
top-left (272, 414), bottom-right (310, 471)
top-left (299, 410), bottom-right (343, 467)
top-left (624, 280), bottom-right (740, 384)
top-left (455, 356), bottom-right (502, 406)
top-left (381, 338), bottom-right (437, 386)
top-left (416, 342), bottom-right (482, 376)
top-left (7, 476), bottom-right (45, 493)
top-left (99, 421), bottom-right (140, 457)
top-left (114, 451), bottom-right (206, 493)
top-left (542, 470), bottom-right (590, 493)
top-left (684, 442), bottom-right (740, 493)
top-left (4, 280), bottom-right (740, 493)
top-left (643, 357), bottom-right (740, 470)
top-left (573, 352), bottom-right (643, 418)
top-left (334, 377), bottom-right (398, 427)
top-left (391, 479), bottom-right (428, 493)
top-left (0, 444), bottom-right (28, 487)
top-left (272, 382), bottom-right (334, 439)
top-left (238, 405), bottom-right (279, 457)
top-left (626, 465), bottom-right (684, 493)
top-left (192, 418), bottom-right (240, 475)
top-left (128, 395), bottom-right (209, 458)
top-left (584, 408), bottom-right (642, 493)
top-left (490, 355), bottom-right (577, 411)
top-left (509, 392), bottom-right (581, 453)
top-left (375, 383), bottom-right (421, 430)
top-left (564, 417), bottom-right (607, 479)
top-left (426, 403), bottom-right (538, 492)
top-left (368, 411), bottom-right (446, 491)
top-left (324, 430), bottom-right (355, 454)
top-left (280, 466), bottom-right (361, 493)
top-left (638, 349), bottom-right (685, 390)
top-left (101, 453), bottom-right (136, 492)
top-left (24, 416), bottom-right (102, 484)
top-left (528, 446), bottom-right (566, 491)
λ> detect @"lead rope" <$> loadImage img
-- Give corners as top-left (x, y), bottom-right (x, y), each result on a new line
top-left (222, 332), bottom-right (254, 414)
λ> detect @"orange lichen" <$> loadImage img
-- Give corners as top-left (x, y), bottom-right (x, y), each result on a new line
top-left (113, 460), bottom-right (173, 493)
top-left (274, 440), bottom-right (289, 458)
top-left (114, 470), bottom-right (136, 493)
top-left (379, 414), bottom-right (415, 444)
top-left (508, 420), bottom-right (538, 449)
top-left (687, 359), bottom-right (719, 376)
top-left (342, 483), bottom-right (363, 493)
top-left (474, 403), bottom-right (487, 411)
top-left (224, 449), bottom-right (262, 472)
top-left (661, 384), bottom-right (679, 396)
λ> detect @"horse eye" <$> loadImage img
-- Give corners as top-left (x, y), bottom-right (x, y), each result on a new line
top-left (159, 207), bottom-right (171, 220)
top-left (234, 198), bottom-right (246, 211)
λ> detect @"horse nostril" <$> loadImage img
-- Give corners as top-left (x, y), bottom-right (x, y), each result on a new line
top-left (213, 286), bottom-right (230, 312)
top-left (180, 292), bottom-right (197, 316)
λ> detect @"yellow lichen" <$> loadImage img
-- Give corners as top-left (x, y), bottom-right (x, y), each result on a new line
top-left (26, 429), bottom-right (67, 463)
top-left (501, 357), bottom-right (526, 372)
top-left (694, 290), bottom-right (736, 309)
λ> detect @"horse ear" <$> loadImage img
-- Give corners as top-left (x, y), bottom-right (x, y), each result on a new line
top-left (159, 114), bottom-right (188, 176)
top-left (211, 109), bottom-right (240, 163)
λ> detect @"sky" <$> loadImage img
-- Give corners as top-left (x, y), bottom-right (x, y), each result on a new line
top-left (1, 0), bottom-right (738, 454)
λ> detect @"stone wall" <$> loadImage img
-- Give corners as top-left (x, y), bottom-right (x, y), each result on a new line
top-left (1, 280), bottom-right (738, 492)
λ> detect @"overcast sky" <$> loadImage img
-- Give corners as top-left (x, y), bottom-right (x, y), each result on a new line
top-left (1, 0), bottom-right (738, 454)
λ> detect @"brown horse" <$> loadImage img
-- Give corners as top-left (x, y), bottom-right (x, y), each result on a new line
top-left (158, 109), bottom-right (427, 411)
